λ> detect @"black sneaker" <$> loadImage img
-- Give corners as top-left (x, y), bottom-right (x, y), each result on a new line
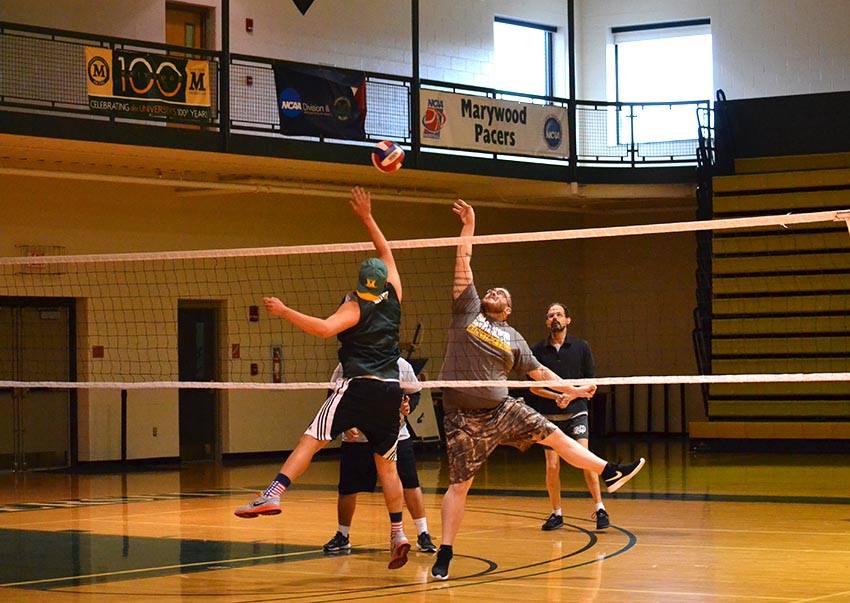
top-left (541, 512), bottom-right (564, 531)
top-left (593, 508), bottom-right (610, 530)
top-left (603, 458), bottom-right (645, 493)
top-left (430, 546), bottom-right (452, 580)
top-left (322, 531), bottom-right (351, 553)
top-left (417, 531), bottom-right (437, 553)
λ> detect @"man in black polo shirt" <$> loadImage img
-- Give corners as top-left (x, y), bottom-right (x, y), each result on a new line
top-left (527, 303), bottom-right (610, 531)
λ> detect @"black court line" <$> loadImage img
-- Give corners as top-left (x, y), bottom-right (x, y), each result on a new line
top-left (4, 483), bottom-right (850, 517)
top-left (31, 507), bottom-right (629, 601)
top-left (264, 507), bottom-right (637, 602)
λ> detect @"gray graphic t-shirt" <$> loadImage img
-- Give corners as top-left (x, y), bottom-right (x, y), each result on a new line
top-left (440, 283), bottom-right (541, 411)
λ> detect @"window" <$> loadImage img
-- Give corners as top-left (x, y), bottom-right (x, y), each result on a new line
top-left (493, 17), bottom-right (555, 96)
top-left (612, 19), bottom-right (712, 143)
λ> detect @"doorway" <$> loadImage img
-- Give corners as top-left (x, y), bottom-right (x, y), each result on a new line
top-left (177, 303), bottom-right (219, 462)
top-left (0, 299), bottom-right (74, 471)
top-left (165, 2), bottom-right (210, 49)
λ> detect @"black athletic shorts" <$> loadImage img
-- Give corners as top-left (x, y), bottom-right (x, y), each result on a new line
top-left (338, 438), bottom-right (419, 495)
top-left (549, 413), bottom-right (590, 441)
top-left (306, 378), bottom-right (402, 458)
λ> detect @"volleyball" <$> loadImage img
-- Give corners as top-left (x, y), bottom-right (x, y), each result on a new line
top-left (371, 140), bottom-right (404, 173)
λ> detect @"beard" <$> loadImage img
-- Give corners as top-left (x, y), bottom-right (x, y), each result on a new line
top-left (481, 297), bottom-right (505, 315)
top-left (550, 319), bottom-right (566, 333)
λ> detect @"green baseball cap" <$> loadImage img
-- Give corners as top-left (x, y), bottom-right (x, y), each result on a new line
top-left (356, 257), bottom-right (388, 300)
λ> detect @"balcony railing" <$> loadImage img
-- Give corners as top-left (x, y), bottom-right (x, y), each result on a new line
top-left (0, 21), bottom-right (707, 171)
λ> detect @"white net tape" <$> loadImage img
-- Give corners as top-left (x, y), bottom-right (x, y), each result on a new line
top-left (2, 372), bottom-right (850, 390)
top-left (1, 208), bottom-right (847, 391)
top-left (2, 208), bottom-right (847, 267)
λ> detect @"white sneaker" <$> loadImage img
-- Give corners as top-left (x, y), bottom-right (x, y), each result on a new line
top-left (233, 493), bottom-right (281, 518)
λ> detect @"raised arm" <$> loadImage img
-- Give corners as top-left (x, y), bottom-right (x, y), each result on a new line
top-left (452, 199), bottom-right (475, 300)
top-left (350, 187), bottom-right (402, 301)
top-left (263, 296), bottom-right (360, 338)
top-left (528, 366), bottom-right (597, 407)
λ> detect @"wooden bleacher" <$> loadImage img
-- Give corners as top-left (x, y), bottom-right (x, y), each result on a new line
top-left (690, 152), bottom-right (850, 442)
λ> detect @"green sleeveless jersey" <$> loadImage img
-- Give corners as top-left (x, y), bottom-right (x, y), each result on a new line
top-left (337, 283), bottom-right (401, 380)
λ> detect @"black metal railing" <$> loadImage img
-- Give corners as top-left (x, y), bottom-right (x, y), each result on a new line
top-left (0, 21), bottom-right (221, 124)
top-left (693, 101), bottom-right (715, 413)
top-left (712, 88), bottom-right (735, 175)
top-left (0, 21), bottom-right (708, 173)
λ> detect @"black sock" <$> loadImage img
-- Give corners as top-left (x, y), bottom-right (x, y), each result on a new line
top-left (438, 544), bottom-right (453, 558)
top-left (389, 511), bottom-right (403, 523)
top-left (601, 462), bottom-right (616, 480)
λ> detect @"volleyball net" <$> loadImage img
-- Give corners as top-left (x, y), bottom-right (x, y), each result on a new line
top-left (1, 208), bottom-right (849, 395)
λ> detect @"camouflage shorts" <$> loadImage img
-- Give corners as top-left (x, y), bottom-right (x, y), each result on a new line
top-left (444, 397), bottom-right (557, 484)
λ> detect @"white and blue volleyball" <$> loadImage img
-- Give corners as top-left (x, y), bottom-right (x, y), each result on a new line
top-left (371, 140), bottom-right (405, 173)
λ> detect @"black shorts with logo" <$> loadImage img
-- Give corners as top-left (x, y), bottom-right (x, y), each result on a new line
top-left (549, 413), bottom-right (590, 441)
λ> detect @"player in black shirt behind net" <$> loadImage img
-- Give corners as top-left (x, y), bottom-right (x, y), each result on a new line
top-left (525, 303), bottom-right (610, 531)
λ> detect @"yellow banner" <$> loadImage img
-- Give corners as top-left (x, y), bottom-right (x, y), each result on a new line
top-left (84, 46), bottom-right (211, 121)
top-left (85, 47), bottom-right (113, 97)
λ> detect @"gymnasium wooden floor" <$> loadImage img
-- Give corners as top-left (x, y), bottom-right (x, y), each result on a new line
top-left (1, 439), bottom-right (849, 602)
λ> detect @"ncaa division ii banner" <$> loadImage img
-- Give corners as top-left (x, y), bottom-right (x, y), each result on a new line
top-left (85, 48), bottom-right (211, 121)
top-left (420, 90), bottom-right (569, 158)
top-left (273, 63), bottom-right (366, 140)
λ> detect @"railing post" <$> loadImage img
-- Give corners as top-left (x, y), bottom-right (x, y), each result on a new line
top-left (220, 0), bottom-right (231, 152)
top-left (567, 0), bottom-right (577, 181)
top-left (410, 0), bottom-right (421, 167)
top-left (629, 104), bottom-right (637, 168)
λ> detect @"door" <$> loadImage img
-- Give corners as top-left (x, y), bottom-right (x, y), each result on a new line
top-left (0, 301), bottom-right (72, 471)
top-left (178, 306), bottom-right (218, 462)
top-left (166, 3), bottom-right (208, 49)
top-left (165, 3), bottom-right (210, 130)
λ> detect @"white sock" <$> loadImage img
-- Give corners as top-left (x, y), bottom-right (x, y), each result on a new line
top-left (338, 524), bottom-right (350, 537)
top-left (595, 502), bottom-right (605, 512)
top-left (390, 520), bottom-right (406, 542)
top-left (553, 508), bottom-right (562, 516)
top-left (414, 517), bottom-right (428, 535)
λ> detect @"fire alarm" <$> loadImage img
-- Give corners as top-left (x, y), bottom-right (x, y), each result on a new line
top-left (246, 18), bottom-right (253, 33)
top-left (246, 75), bottom-right (253, 87)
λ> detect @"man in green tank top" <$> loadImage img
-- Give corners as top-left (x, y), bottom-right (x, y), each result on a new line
top-left (234, 187), bottom-right (412, 570)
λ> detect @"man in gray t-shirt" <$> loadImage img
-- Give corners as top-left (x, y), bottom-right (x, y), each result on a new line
top-left (430, 199), bottom-right (646, 582)
top-left (441, 282), bottom-right (542, 411)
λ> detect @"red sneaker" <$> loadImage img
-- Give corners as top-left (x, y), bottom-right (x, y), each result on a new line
top-left (388, 534), bottom-right (411, 569)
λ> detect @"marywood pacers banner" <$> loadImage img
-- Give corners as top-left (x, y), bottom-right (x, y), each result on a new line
top-left (420, 90), bottom-right (568, 158)
top-left (85, 47), bottom-right (211, 121)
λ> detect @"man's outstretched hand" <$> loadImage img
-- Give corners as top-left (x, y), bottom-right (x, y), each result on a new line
top-left (453, 199), bottom-right (474, 225)
top-left (350, 186), bottom-right (372, 221)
